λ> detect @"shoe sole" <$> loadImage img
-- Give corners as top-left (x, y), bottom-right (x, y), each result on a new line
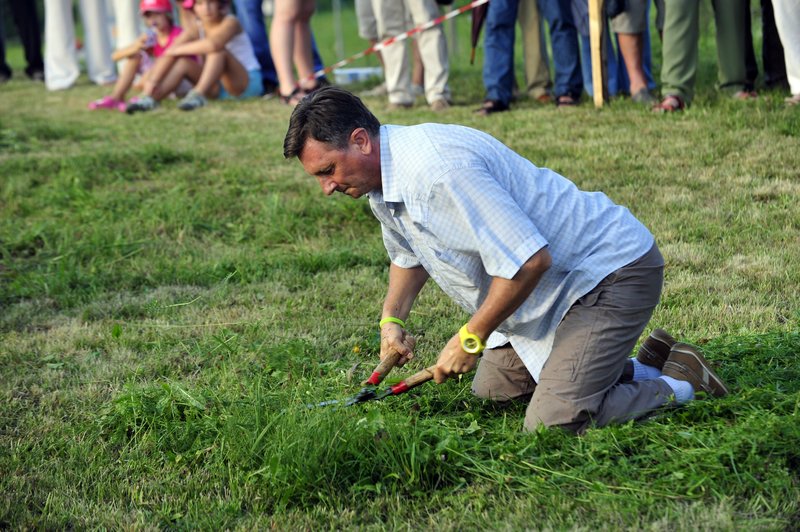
top-left (663, 343), bottom-right (729, 397)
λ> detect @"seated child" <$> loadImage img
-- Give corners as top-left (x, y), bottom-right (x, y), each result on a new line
top-left (88, 0), bottom-right (186, 111)
top-left (127, 0), bottom-right (261, 113)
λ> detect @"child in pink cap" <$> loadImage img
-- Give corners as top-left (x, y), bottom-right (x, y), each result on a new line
top-left (126, 0), bottom-right (261, 113)
top-left (88, 0), bottom-right (186, 111)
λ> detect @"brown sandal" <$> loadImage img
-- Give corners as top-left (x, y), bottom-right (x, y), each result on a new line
top-left (279, 86), bottom-right (305, 106)
top-left (653, 94), bottom-right (685, 113)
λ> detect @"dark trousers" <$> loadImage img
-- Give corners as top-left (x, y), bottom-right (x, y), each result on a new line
top-left (744, 0), bottom-right (788, 90)
top-left (1, 0), bottom-right (44, 77)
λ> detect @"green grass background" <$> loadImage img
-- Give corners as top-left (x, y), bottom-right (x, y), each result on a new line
top-left (2, 3), bottom-right (800, 529)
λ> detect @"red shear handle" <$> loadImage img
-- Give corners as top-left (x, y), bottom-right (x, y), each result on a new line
top-left (389, 365), bottom-right (437, 395)
top-left (363, 351), bottom-right (403, 386)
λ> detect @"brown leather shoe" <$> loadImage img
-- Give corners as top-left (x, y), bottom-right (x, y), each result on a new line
top-left (636, 328), bottom-right (676, 370)
top-left (662, 343), bottom-right (729, 397)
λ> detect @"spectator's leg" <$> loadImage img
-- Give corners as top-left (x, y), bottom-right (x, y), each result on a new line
top-left (9, 0), bottom-right (45, 78)
top-left (743, 0), bottom-right (758, 90)
top-left (294, 12), bottom-right (318, 90)
top-left (152, 56), bottom-right (202, 100)
top-left (110, 53), bottom-right (142, 101)
top-left (519, 0), bottom-right (552, 99)
top-left (371, 0), bottom-right (412, 105)
top-left (78, 0), bottom-right (117, 85)
top-left (659, 0), bottom-right (698, 105)
top-left (611, 0), bottom-right (649, 96)
top-left (538, 0), bottom-right (582, 100)
top-left (712, 0), bottom-right (749, 96)
top-left (234, 0), bottom-right (276, 91)
top-left (44, 0), bottom-right (80, 90)
top-left (405, 0), bottom-right (449, 105)
top-left (772, 0), bottom-right (800, 97)
top-left (0, 20), bottom-right (11, 80)
top-left (111, 0), bottom-right (140, 74)
top-left (761, 0), bottom-right (788, 89)
top-left (482, 0), bottom-right (519, 106)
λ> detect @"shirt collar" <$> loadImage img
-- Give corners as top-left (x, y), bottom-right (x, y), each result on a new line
top-left (378, 125), bottom-right (403, 203)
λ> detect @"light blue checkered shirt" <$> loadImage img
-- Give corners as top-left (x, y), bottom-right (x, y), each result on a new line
top-left (367, 124), bottom-right (654, 380)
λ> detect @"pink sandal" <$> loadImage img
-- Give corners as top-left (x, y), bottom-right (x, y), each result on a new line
top-left (88, 96), bottom-right (126, 112)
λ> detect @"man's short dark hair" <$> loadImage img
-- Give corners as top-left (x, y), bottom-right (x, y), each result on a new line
top-left (283, 86), bottom-right (381, 159)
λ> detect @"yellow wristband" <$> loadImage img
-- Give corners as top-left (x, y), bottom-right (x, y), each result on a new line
top-left (379, 316), bottom-right (406, 329)
top-left (459, 324), bottom-right (485, 355)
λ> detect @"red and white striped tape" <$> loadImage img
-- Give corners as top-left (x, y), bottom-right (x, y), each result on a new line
top-left (304, 0), bottom-right (489, 84)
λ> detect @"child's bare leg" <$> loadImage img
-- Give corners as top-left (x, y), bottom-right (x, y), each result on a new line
top-left (110, 55), bottom-right (142, 101)
top-left (217, 51), bottom-right (248, 97)
top-left (153, 57), bottom-right (202, 100)
top-left (193, 50), bottom-right (226, 97)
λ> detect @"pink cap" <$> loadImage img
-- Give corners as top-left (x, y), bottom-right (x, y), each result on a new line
top-left (139, 0), bottom-right (172, 13)
top-left (182, 0), bottom-right (194, 7)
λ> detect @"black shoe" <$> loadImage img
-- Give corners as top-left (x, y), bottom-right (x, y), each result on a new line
top-left (474, 99), bottom-right (509, 116)
top-left (27, 69), bottom-right (45, 82)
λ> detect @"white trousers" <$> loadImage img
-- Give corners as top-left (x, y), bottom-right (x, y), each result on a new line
top-left (112, 0), bottom-right (142, 71)
top-left (44, 0), bottom-right (117, 90)
top-left (773, 0), bottom-right (800, 95)
top-left (370, 0), bottom-right (450, 105)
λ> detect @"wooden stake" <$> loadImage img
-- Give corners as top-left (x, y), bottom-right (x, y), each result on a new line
top-left (589, 0), bottom-right (605, 108)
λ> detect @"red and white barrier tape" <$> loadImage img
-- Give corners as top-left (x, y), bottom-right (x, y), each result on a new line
top-left (304, 0), bottom-right (489, 84)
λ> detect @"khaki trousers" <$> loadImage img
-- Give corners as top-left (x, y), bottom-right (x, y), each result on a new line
top-left (472, 244), bottom-right (675, 434)
top-left (370, 0), bottom-right (450, 105)
top-left (518, 0), bottom-right (552, 98)
top-left (660, 0), bottom-right (749, 103)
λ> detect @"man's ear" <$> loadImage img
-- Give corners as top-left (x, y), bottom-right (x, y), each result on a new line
top-left (350, 128), bottom-right (372, 154)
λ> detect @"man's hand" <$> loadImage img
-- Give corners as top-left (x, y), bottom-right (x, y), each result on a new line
top-left (433, 333), bottom-right (479, 384)
top-left (380, 323), bottom-right (416, 366)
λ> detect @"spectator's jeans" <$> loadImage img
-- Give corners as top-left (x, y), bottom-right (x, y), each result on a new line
top-left (233, 0), bottom-right (326, 88)
top-left (482, 0), bottom-right (519, 105)
top-left (537, 0), bottom-right (583, 99)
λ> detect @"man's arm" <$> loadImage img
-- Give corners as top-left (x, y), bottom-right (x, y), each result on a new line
top-left (379, 263), bottom-right (429, 366)
top-left (433, 247), bottom-right (552, 383)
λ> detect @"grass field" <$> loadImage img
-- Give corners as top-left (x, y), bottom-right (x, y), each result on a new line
top-left (2, 5), bottom-right (800, 530)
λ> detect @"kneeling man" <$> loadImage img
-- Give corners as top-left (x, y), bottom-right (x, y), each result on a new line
top-left (283, 87), bottom-right (728, 434)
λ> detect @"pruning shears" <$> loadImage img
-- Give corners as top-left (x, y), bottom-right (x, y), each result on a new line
top-left (309, 352), bottom-right (437, 409)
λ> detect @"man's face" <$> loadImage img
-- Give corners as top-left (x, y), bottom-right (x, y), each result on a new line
top-left (298, 130), bottom-right (380, 199)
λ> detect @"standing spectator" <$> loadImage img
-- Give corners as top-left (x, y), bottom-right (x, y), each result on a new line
top-left (744, 0), bottom-right (788, 92)
top-left (571, 0), bottom-right (658, 102)
top-left (270, 0), bottom-right (318, 105)
top-left (653, 0), bottom-right (754, 112)
top-left (233, 0), bottom-right (328, 96)
top-left (519, 0), bottom-right (552, 102)
top-left (371, 0), bottom-right (450, 111)
top-left (44, 0), bottom-right (118, 90)
top-left (0, 0), bottom-right (45, 82)
top-left (773, 0), bottom-right (800, 105)
top-left (539, 0), bottom-right (583, 106)
top-left (475, 0), bottom-right (520, 114)
top-left (355, 0), bottom-right (425, 98)
top-left (612, 0), bottom-right (655, 102)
